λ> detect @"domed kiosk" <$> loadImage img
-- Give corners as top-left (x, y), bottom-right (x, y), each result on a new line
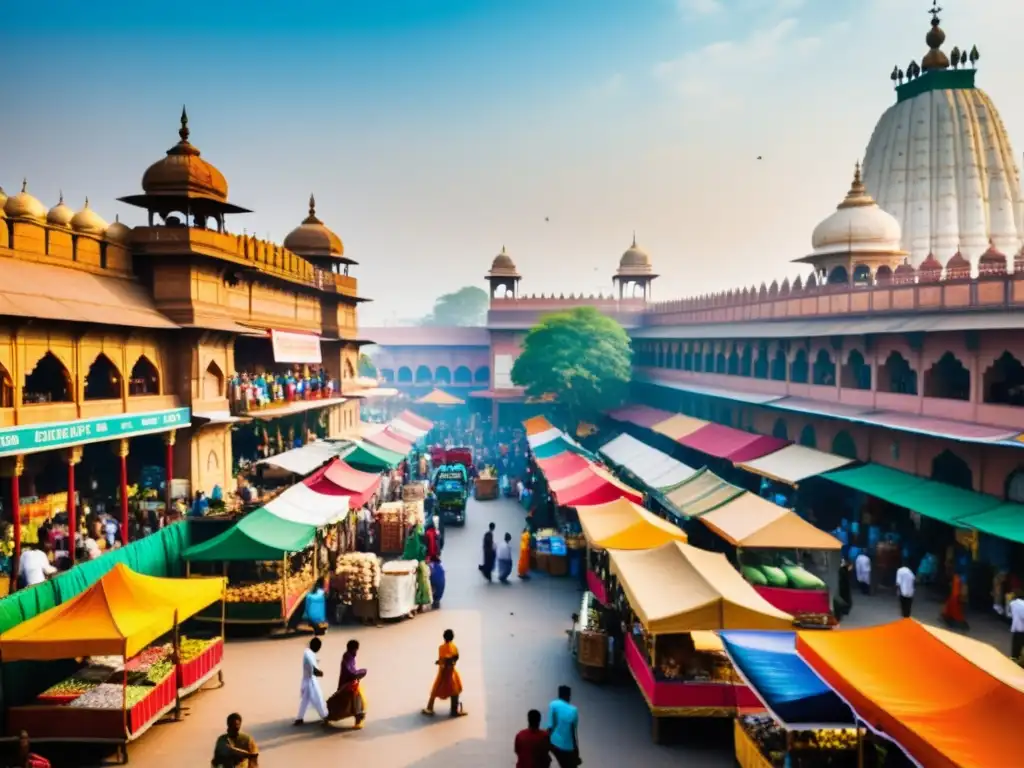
top-left (862, 3), bottom-right (1024, 268)
top-left (283, 194), bottom-right (353, 274)
top-left (613, 234), bottom-right (658, 300)
top-left (796, 163), bottom-right (908, 285)
top-left (485, 246), bottom-right (521, 298)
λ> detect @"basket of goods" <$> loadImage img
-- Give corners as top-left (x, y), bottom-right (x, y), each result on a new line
top-left (377, 503), bottom-right (407, 554)
top-left (577, 631), bottom-right (607, 668)
top-left (334, 553), bottom-right (382, 604)
top-left (403, 499), bottom-right (425, 527)
top-left (402, 484), bottom-right (425, 502)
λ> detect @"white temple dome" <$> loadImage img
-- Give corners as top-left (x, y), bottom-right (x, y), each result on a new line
top-left (862, 11), bottom-right (1023, 268)
top-left (810, 164), bottom-right (903, 257)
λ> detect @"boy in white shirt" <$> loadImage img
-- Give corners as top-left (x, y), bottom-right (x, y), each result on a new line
top-left (895, 563), bottom-right (915, 618)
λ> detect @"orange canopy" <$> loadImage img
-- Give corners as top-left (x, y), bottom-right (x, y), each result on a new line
top-left (797, 619), bottom-right (1024, 768)
top-left (575, 498), bottom-right (687, 550)
top-left (523, 416), bottom-right (556, 435)
top-left (0, 564), bottom-right (226, 661)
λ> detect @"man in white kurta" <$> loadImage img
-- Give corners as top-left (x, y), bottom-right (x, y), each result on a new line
top-left (294, 637), bottom-right (328, 725)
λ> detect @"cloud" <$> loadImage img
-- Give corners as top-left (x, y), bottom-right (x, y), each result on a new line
top-left (677, 0), bottom-right (722, 15)
top-left (589, 73), bottom-right (625, 98)
top-left (653, 17), bottom-right (824, 117)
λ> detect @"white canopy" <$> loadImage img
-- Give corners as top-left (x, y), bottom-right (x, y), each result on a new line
top-left (527, 427), bottom-right (563, 448)
top-left (255, 442), bottom-right (343, 476)
top-left (264, 483), bottom-right (350, 525)
top-left (600, 433), bottom-right (698, 490)
top-left (389, 417), bottom-right (428, 440)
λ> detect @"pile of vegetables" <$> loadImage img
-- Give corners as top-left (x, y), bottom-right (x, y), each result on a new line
top-left (740, 554), bottom-right (826, 591)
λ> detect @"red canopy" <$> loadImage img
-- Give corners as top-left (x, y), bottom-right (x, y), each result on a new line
top-left (679, 423), bottom-right (789, 462)
top-left (553, 467), bottom-right (643, 507)
top-left (399, 410), bottom-right (433, 430)
top-left (304, 459), bottom-right (382, 508)
top-left (364, 428), bottom-right (413, 455)
top-left (537, 451), bottom-right (593, 481)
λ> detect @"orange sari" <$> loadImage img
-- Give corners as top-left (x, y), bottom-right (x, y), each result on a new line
top-left (429, 642), bottom-right (463, 700)
top-left (943, 575), bottom-right (966, 623)
top-left (517, 531), bottom-right (531, 577)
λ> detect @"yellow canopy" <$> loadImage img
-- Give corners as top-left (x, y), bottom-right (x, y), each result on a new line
top-left (576, 498), bottom-right (687, 550)
top-left (523, 416), bottom-right (555, 435)
top-left (609, 541), bottom-right (793, 634)
top-left (0, 564), bottom-right (227, 661)
top-left (699, 493), bottom-right (842, 550)
top-left (924, 625), bottom-right (1024, 695)
top-left (416, 388), bottom-right (465, 406)
top-left (651, 414), bottom-right (708, 441)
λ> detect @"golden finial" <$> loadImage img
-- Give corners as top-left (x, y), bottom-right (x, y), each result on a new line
top-left (58, 190), bottom-right (64, 204)
top-left (501, 245), bottom-right (506, 253)
top-left (21, 179), bottom-right (27, 193)
top-left (632, 231), bottom-right (637, 247)
top-left (179, 105), bottom-right (190, 143)
top-left (853, 161), bottom-right (863, 188)
top-left (308, 194), bottom-right (316, 217)
top-left (922, 0), bottom-right (949, 71)
top-left (83, 197), bottom-right (90, 209)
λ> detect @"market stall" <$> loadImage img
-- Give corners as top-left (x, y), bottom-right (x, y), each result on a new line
top-left (332, 552), bottom-right (382, 624)
top-left (571, 590), bottom-right (612, 682)
top-left (378, 560), bottom-right (418, 620)
top-left (550, 465), bottom-right (643, 507)
top-left (343, 440), bottom-right (405, 473)
top-left (0, 564), bottom-right (226, 762)
top-left (397, 410), bottom-right (434, 432)
top-left (608, 541), bottom-right (793, 740)
top-left (575, 498), bottom-right (688, 605)
top-left (255, 440), bottom-right (346, 479)
top-left (304, 459), bottom-right (382, 509)
top-left (522, 415), bottom-right (556, 436)
top-left (797, 619), bottom-right (1024, 768)
top-left (720, 631), bottom-right (860, 768)
top-left (183, 508), bottom-right (318, 625)
top-left (598, 433), bottom-right (699, 491)
top-left (696, 493), bottom-right (841, 625)
top-left (656, 469), bottom-right (745, 521)
top-left (363, 427), bottom-right (414, 457)
top-left (376, 499), bottom-right (425, 555)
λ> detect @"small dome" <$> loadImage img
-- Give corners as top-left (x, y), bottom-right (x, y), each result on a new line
top-left (105, 215), bottom-right (132, 244)
top-left (283, 194), bottom-right (345, 258)
top-left (46, 192), bottom-right (74, 228)
top-left (70, 198), bottom-right (108, 235)
top-left (617, 234), bottom-right (654, 276)
top-left (4, 180), bottom-right (47, 222)
top-left (920, 252), bottom-right (943, 271)
top-left (487, 245), bottom-right (519, 275)
top-left (979, 242), bottom-right (1007, 264)
top-left (141, 107), bottom-right (228, 202)
top-left (810, 164), bottom-right (903, 257)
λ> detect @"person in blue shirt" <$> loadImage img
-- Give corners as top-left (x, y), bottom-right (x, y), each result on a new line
top-left (546, 685), bottom-right (580, 767)
top-left (190, 491), bottom-right (208, 518)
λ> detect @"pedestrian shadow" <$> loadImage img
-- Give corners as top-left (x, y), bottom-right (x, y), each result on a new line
top-left (248, 718), bottom-right (343, 750)
top-left (367, 710), bottom-right (454, 736)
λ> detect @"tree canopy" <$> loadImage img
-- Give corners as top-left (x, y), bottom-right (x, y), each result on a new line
top-left (511, 307), bottom-right (631, 430)
top-left (420, 286), bottom-right (489, 327)
top-left (358, 353), bottom-right (377, 378)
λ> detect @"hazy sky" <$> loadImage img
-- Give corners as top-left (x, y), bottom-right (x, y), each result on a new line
top-left (2, 0), bottom-right (1021, 324)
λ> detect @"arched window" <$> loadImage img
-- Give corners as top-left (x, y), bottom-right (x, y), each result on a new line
top-left (799, 424), bottom-right (817, 448)
top-left (852, 264), bottom-right (872, 285)
top-left (23, 352), bottom-right (73, 404)
top-left (704, 348), bottom-right (714, 372)
top-left (84, 354), bottom-right (122, 400)
top-left (0, 363), bottom-right (13, 408)
top-left (128, 355), bottom-right (160, 396)
top-left (693, 346), bottom-right (704, 373)
top-left (474, 366), bottom-right (490, 383)
top-left (924, 352), bottom-right (970, 401)
top-left (754, 345), bottom-right (769, 379)
top-left (740, 345), bottom-right (753, 377)
top-left (715, 351), bottom-right (727, 374)
top-left (790, 349), bottom-right (809, 384)
top-left (379, 368), bottom-right (395, 383)
top-left (683, 346), bottom-right (694, 372)
top-left (827, 266), bottom-right (849, 285)
top-left (727, 347), bottom-right (740, 375)
top-left (434, 366), bottom-right (452, 385)
top-left (415, 365), bottom-right (432, 384)
top-left (203, 360), bottom-right (225, 400)
top-left (453, 366), bottom-right (472, 385)
top-left (397, 366), bottom-right (413, 384)
top-left (657, 345), bottom-right (666, 368)
top-left (832, 430), bottom-right (858, 460)
top-left (841, 350), bottom-right (871, 390)
top-left (983, 352), bottom-right (1024, 406)
top-left (770, 349), bottom-right (787, 381)
top-left (878, 351), bottom-right (918, 395)
top-left (772, 418), bottom-right (789, 440)
top-left (932, 449), bottom-right (972, 490)
top-left (674, 346), bottom-right (683, 369)
top-left (812, 349), bottom-right (836, 386)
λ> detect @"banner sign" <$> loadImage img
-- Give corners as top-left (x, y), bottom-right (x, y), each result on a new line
top-left (271, 329), bottom-right (323, 365)
top-left (0, 407), bottom-right (191, 458)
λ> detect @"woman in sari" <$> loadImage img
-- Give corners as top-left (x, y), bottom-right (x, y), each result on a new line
top-left (517, 528), bottom-right (531, 580)
top-left (422, 629), bottom-right (466, 717)
top-left (942, 573), bottom-right (969, 629)
top-left (429, 558), bottom-right (446, 610)
top-left (326, 640), bottom-right (367, 729)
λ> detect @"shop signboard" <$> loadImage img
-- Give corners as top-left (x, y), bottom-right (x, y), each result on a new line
top-left (271, 329), bottom-right (323, 365)
top-left (0, 407), bottom-right (190, 458)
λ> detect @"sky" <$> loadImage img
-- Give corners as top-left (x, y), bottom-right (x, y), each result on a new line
top-left (1, 0), bottom-right (1022, 325)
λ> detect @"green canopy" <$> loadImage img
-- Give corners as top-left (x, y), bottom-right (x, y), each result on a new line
top-left (344, 441), bottom-right (404, 471)
top-left (822, 463), bottom-right (1001, 525)
top-left (961, 503), bottom-right (1024, 545)
top-left (533, 436), bottom-right (594, 461)
top-left (183, 508), bottom-right (316, 562)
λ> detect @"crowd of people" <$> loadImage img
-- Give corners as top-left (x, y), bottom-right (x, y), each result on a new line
top-left (228, 367), bottom-right (339, 414)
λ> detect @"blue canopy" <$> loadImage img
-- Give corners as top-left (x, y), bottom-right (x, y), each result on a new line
top-left (720, 631), bottom-right (854, 729)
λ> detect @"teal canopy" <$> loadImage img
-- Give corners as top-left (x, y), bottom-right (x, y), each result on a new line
top-left (183, 508), bottom-right (316, 562)
top-left (344, 441), bottom-right (404, 471)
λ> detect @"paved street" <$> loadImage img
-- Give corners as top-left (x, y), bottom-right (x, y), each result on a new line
top-left (129, 496), bottom-right (733, 767)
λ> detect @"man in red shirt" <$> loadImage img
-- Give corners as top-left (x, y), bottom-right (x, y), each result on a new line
top-left (514, 709), bottom-right (551, 767)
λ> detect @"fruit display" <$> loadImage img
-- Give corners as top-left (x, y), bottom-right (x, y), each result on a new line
top-left (179, 637), bottom-right (217, 663)
top-left (38, 679), bottom-right (100, 701)
top-left (225, 561), bottom-right (315, 604)
top-left (69, 683), bottom-right (153, 710)
top-left (404, 499), bottom-right (425, 526)
top-left (739, 714), bottom-right (859, 768)
top-left (740, 714), bottom-right (786, 767)
top-left (124, 645), bottom-right (171, 672)
top-left (334, 552), bottom-right (382, 603)
top-left (740, 554), bottom-right (828, 591)
top-left (579, 591), bottom-right (601, 632)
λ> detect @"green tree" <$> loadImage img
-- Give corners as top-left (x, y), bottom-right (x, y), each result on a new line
top-left (420, 286), bottom-right (489, 326)
top-left (511, 307), bottom-right (632, 431)
top-left (358, 353), bottom-right (377, 377)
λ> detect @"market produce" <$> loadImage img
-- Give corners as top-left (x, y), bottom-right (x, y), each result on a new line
top-left (760, 565), bottom-right (788, 587)
top-left (124, 645), bottom-right (171, 672)
top-left (39, 679), bottom-right (99, 700)
top-left (781, 565), bottom-right (826, 590)
top-left (143, 659), bottom-right (174, 684)
top-left (334, 552), bottom-right (381, 603)
top-left (792, 728), bottom-right (858, 751)
top-left (179, 637), bottom-right (217, 663)
top-left (225, 561), bottom-right (315, 603)
top-left (741, 565), bottom-right (768, 585)
top-left (740, 714), bottom-right (786, 767)
top-left (70, 683), bottom-right (153, 710)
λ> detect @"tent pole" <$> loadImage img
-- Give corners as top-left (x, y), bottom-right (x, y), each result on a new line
top-left (281, 555), bottom-right (289, 625)
top-left (221, 562), bottom-right (228, 642)
top-left (122, 639), bottom-right (129, 749)
top-left (173, 609), bottom-right (182, 720)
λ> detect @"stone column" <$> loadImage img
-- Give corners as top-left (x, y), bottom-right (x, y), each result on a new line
top-left (66, 447), bottom-right (83, 563)
top-left (164, 430), bottom-right (176, 513)
top-left (2, 456), bottom-right (24, 593)
top-left (115, 439), bottom-right (130, 545)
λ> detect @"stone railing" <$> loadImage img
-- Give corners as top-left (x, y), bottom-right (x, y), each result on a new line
top-left (644, 255), bottom-right (1024, 326)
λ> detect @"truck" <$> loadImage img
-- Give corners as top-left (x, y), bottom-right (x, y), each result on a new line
top-left (433, 463), bottom-right (469, 526)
